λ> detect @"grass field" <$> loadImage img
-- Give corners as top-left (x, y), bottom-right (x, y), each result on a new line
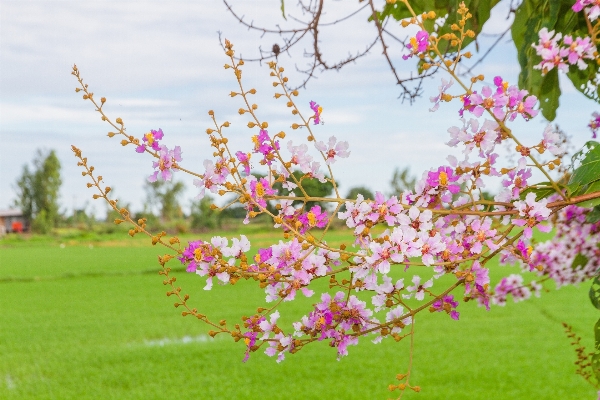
top-left (0, 229), bottom-right (597, 399)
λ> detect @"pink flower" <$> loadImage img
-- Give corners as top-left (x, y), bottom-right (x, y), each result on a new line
top-left (562, 35), bottom-right (596, 70)
top-left (404, 275), bottom-right (433, 300)
top-left (573, 0), bottom-right (600, 21)
top-left (429, 78), bottom-right (453, 112)
top-left (315, 136), bottom-right (350, 164)
top-left (287, 141), bottom-right (313, 172)
top-left (513, 192), bottom-right (552, 239)
top-left (148, 145), bottom-right (182, 182)
top-left (193, 159), bottom-right (226, 199)
top-left (541, 125), bottom-right (565, 155)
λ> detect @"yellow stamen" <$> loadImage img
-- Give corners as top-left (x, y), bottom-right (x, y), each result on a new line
top-left (255, 182), bottom-right (265, 197)
top-left (144, 132), bottom-right (154, 146)
top-left (410, 37), bottom-right (418, 49)
top-left (307, 212), bottom-right (317, 227)
top-left (439, 171), bottom-right (448, 186)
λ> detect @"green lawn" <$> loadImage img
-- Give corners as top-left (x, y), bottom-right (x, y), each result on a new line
top-left (0, 230), bottom-right (597, 399)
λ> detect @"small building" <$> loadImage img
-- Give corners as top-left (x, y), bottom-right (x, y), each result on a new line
top-left (0, 209), bottom-right (26, 236)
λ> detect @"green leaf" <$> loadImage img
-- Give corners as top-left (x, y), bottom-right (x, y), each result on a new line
top-left (576, 180), bottom-right (600, 208)
top-left (380, 0), bottom-right (500, 51)
top-left (590, 275), bottom-right (600, 310)
top-left (519, 181), bottom-right (559, 201)
top-left (539, 69), bottom-right (560, 121)
top-left (573, 253), bottom-right (590, 271)
top-left (571, 141), bottom-right (600, 168)
top-left (593, 318), bottom-right (600, 383)
top-left (512, 0), bottom-right (593, 121)
top-left (568, 142), bottom-right (600, 196)
top-left (280, 0), bottom-right (286, 20)
top-left (586, 206), bottom-right (600, 223)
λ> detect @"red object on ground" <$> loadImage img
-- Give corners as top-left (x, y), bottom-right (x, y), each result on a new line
top-left (12, 221), bottom-right (23, 233)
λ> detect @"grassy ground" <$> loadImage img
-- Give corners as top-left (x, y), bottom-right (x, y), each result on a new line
top-left (0, 228), bottom-right (597, 399)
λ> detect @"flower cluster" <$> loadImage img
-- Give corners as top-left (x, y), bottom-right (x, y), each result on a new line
top-left (532, 27), bottom-right (597, 74)
top-left (459, 76), bottom-right (539, 121)
top-left (292, 292), bottom-right (375, 359)
top-left (430, 294), bottom-right (460, 320)
top-left (252, 129), bottom-right (280, 165)
top-left (573, 0), bottom-right (600, 21)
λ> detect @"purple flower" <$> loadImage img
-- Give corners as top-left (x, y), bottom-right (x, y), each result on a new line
top-left (403, 30), bottom-right (429, 60)
top-left (235, 151), bottom-right (251, 175)
top-left (252, 129), bottom-right (280, 165)
top-left (589, 112), bottom-right (600, 139)
top-left (430, 294), bottom-right (460, 320)
top-left (427, 166), bottom-right (460, 194)
top-left (249, 177), bottom-right (276, 209)
top-left (136, 128), bottom-right (164, 153)
top-left (309, 101), bottom-right (323, 125)
top-left (297, 205), bottom-right (328, 233)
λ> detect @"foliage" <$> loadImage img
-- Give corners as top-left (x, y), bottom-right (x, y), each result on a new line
top-left (381, 0), bottom-right (500, 52)
top-left (14, 149), bottom-right (62, 233)
top-left (271, 170), bottom-right (334, 210)
top-left (388, 166), bottom-right (417, 196)
top-left (346, 186), bottom-right (375, 201)
top-left (144, 180), bottom-right (185, 221)
top-left (191, 195), bottom-right (222, 230)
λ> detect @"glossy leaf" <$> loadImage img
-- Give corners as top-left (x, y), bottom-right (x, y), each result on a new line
top-left (590, 275), bottom-right (600, 310)
top-left (572, 253), bottom-right (590, 271)
top-left (576, 181), bottom-right (600, 208)
top-left (586, 206), bottom-right (600, 223)
top-left (568, 143), bottom-right (600, 197)
top-left (519, 181), bottom-right (560, 201)
top-left (594, 317), bottom-right (600, 383)
top-left (380, 0), bottom-right (500, 52)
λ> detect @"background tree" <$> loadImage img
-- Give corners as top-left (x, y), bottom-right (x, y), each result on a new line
top-left (144, 180), bottom-right (185, 222)
top-left (14, 149), bottom-right (62, 233)
top-left (345, 186), bottom-right (375, 201)
top-left (272, 170), bottom-right (335, 210)
top-left (190, 195), bottom-right (222, 230)
top-left (389, 166), bottom-right (416, 196)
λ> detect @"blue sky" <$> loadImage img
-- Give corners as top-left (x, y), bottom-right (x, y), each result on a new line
top-left (1, 0), bottom-right (598, 218)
